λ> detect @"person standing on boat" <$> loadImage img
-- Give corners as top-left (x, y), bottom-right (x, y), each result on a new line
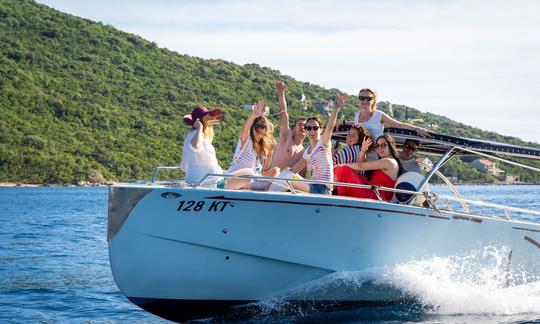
top-left (355, 88), bottom-right (430, 140)
top-left (336, 134), bottom-right (405, 201)
top-left (269, 80), bottom-right (307, 174)
top-left (228, 100), bottom-right (280, 189)
top-left (180, 106), bottom-right (253, 189)
top-left (287, 93), bottom-right (348, 194)
top-left (399, 139), bottom-right (422, 173)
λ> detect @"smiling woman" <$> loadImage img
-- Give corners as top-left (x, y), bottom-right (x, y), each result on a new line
top-left (287, 92), bottom-right (348, 194)
top-left (228, 100), bottom-right (280, 190)
top-left (335, 133), bottom-right (404, 201)
top-left (354, 88), bottom-right (430, 140)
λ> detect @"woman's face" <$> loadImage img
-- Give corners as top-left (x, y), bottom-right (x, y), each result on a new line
top-left (252, 119), bottom-right (267, 140)
top-left (358, 90), bottom-right (373, 110)
top-left (304, 119), bottom-right (322, 142)
top-left (375, 138), bottom-right (390, 158)
top-left (346, 128), bottom-right (360, 146)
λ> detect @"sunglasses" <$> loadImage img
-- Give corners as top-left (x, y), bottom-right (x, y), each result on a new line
top-left (403, 144), bottom-right (418, 151)
top-left (253, 123), bottom-right (267, 130)
top-left (358, 96), bottom-right (373, 102)
top-left (304, 126), bottom-right (320, 131)
top-left (374, 142), bottom-right (388, 149)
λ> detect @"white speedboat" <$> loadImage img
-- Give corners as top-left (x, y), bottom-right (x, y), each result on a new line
top-left (108, 128), bottom-right (540, 322)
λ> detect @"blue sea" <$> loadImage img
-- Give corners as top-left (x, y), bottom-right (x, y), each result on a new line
top-left (1, 185), bottom-right (540, 323)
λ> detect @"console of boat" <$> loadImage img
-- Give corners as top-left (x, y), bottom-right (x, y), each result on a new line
top-left (107, 127), bottom-right (540, 322)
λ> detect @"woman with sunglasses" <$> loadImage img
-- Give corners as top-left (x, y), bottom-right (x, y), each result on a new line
top-left (181, 106), bottom-right (252, 189)
top-left (355, 88), bottom-right (430, 140)
top-left (336, 133), bottom-right (405, 201)
top-left (228, 100), bottom-right (280, 189)
top-left (287, 93), bottom-right (348, 194)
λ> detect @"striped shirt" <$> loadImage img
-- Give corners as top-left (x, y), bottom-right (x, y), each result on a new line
top-left (333, 145), bottom-right (362, 165)
top-left (303, 139), bottom-right (333, 188)
top-left (228, 137), bottom-right (263, 174)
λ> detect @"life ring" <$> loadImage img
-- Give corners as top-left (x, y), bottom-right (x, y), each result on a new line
top-left (394, 172), bottom-right (427, 206)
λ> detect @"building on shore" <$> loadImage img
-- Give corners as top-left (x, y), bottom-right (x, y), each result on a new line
top-left (313, 99), bottom-right (332, 115)
top-left (470, 159), bottom-right (504, 177)
top-left (241, 104), bottom-right (270, 115)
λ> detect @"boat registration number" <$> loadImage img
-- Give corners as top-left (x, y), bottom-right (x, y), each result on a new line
top-left (177, 200), bottom-right (233, 212)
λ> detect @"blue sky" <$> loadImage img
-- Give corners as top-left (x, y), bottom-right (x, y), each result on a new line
top-left (37, 0), bottom-right (540, 143)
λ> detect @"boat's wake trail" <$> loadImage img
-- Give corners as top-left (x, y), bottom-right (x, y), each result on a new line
top-left (386, 246), bottom-right (540, 316)
top-left (248, 246), bottom-right (540, 321)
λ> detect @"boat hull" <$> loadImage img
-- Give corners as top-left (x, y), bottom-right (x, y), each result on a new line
top-left (108, 185), bottom-right (540, 321)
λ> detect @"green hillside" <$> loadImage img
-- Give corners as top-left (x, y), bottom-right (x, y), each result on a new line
top-left (0, 0), bottom-right (538, 184)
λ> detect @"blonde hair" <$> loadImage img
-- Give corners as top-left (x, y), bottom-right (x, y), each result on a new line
top-left (200, 117), bottom-right (214, 142)
top-left (250, 116), bottom-right (276, 159)
top-left (359, 88), bottom-right (378, 112)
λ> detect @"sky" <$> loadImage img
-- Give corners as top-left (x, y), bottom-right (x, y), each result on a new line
top-left (37, 0), bottom-right (540, 144)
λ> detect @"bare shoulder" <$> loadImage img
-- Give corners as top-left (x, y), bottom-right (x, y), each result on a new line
top-left (381, 157), bottom-right (398, 167)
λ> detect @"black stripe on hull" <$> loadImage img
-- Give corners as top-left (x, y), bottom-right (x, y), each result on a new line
top-left (129, 297), bottom-right (403, 322)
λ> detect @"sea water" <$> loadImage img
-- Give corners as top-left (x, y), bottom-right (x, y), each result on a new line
top-left (0, 185), bottom-right (539, 323)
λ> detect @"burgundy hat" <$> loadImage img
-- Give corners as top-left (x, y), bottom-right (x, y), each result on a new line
top-left (183, 106), bottom-right (223, 126)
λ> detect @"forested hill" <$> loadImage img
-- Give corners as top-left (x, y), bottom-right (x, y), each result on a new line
top-left (1, 0), bottom-right (538, 184)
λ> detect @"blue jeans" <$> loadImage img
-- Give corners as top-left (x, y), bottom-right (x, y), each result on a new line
top-left (309, 183), bottom-right (330, 194)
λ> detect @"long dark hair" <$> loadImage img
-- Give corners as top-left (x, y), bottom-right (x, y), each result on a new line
top-left (351, 124), bottom-right (371, 146)
top-left (367, 133), bottom-right (405, 180)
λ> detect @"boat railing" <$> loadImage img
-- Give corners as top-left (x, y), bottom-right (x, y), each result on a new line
top-left (150, 167), bottom-right (540, 222)
top-left (151, 167), bottom-right (425, 202)
top-left (151, 166), bottom-right (183, 183)
top-left (429, 193), bottom-right (540, 219)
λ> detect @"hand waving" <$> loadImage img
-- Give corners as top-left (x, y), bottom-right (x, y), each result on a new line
top-left (273, 80), bottom-right (288, 94)
top-left (361, 136), bottom-right (372, 153)
top-left (334, 92), bottom-right (348, 108)
top-left (252, 100), bottom-right (265, 116)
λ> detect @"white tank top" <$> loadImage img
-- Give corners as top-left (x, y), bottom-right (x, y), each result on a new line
top-left (354, 110), bottom-right (384, 140)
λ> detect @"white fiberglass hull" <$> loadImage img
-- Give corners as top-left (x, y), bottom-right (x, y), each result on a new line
top-left (107, 184), bottom-right (540, 322)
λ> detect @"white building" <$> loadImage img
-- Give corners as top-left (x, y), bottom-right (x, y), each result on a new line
top-left (241, 104), bottom-right (270, 115)
top-left (470, 159), bottom-right (504, 177)
top-left (313, 99), bottom-right (332, 115)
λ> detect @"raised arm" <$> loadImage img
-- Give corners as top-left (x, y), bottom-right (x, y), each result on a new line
top-left (190, 119), bottom-right (203, 149)
top-left (273, 80), bottom-right (290, 142)
top-left (380, 112), bottom-right (431, 137)
top-left (321, 92), bottom-right (348, 146)
top-left (240, 100), bottom-right (265, 144)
